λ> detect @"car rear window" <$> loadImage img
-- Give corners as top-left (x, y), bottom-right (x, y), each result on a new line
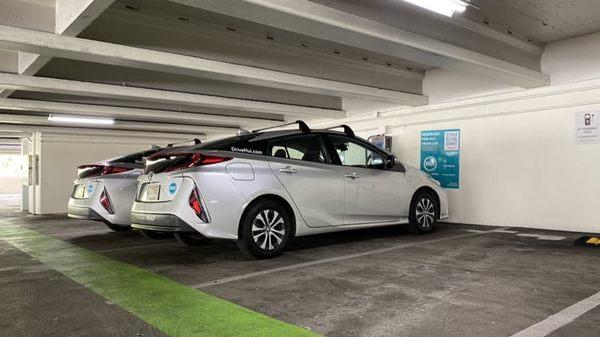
top-left (108, 149), bottom-right (162, 165)
top-left (144, 156), bottom-right (193, 174)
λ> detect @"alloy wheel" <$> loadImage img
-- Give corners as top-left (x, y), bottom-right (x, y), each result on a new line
top-left (251, 209), bottom-right (286, 251)
top-left (416, 197), bottom-right (436, 229)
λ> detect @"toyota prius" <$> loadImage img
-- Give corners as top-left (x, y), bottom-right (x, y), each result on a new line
top-left (131, 122), bottom-right (448, 258)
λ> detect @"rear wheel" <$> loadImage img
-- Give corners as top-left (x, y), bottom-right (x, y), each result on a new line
top-left (237, 200), bottom-right (292, 259)
top-left (174, 232), bottom-right (212, 246)
top-left (139, 229), bottom-right (172, 240)
top-left (104, 223), bottom-right (132, 232)
top-left (407, 191), bottom-right (439, 234)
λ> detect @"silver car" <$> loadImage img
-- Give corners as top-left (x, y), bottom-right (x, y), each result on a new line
top-left (67, 142), bottom-right (199, 232)
top-left (131, 122), bottom-right (449, 258)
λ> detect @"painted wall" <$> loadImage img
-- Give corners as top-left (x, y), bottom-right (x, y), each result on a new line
top-left (542, 31), bottom-right (600, 85)
top-left (339, 80), bottom-right (600, 233)
top-left (317, 32), bottom-right (600, 233)
top-left (36, 133), bottom-right (181, 214)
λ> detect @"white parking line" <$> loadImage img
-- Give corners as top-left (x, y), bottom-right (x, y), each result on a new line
top-left (191, 228), bottom-right (508, 289)
top-left (517, 234), bottom-right (567, 241)
top-left (510, 291), bottom-right (600, 337)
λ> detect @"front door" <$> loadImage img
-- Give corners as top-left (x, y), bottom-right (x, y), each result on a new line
top-left (268, 134), bottom-right (345, 227)
top-left (326, 134), bottom-right (407, 225)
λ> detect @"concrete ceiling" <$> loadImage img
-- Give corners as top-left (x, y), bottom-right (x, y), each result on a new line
top-left (468, 0), bottom-right (600, 44)
top-left (1, 0), bottom-right (598, 138)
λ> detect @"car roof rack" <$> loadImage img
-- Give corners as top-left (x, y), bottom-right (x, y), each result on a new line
top-left (166, 138), bottom-right (202, 147)
top-left (252, 120), bottom-right (311, 134)
top-left (326, 124), bottom-right (355, 138)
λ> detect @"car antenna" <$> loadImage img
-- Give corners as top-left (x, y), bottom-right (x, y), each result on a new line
top-left (166, 138), bottom-right (202, 147)
top-left (326, 124), bottom-right (355, 137)
top-left (252, 120), bottom-right (311, 134)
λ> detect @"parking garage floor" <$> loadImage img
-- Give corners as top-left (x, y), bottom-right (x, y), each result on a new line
top-left (1, 209), bottom-right (599, 337)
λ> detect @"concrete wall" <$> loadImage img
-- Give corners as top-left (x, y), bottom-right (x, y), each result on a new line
top-left (36, 133), bottom-right (181, 214)
top-left (342, 80), bottom-right (600, 233)
top-left (542, 31), bottom-right (600, 85)
top-left (322, 32), bottom-right (600, 234)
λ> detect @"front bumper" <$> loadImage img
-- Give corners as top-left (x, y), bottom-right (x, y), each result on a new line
top-left (131, 212), bottom-right (196, 232)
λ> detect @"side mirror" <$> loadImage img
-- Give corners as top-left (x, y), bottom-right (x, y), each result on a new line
top-left (385, 155), bottom-right (396, 169)
top-left (386, 155), bottom-right (406, 173)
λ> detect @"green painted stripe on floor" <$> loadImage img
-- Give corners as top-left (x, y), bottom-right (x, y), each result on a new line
top-left (0, 226), bottom-right (321, 337)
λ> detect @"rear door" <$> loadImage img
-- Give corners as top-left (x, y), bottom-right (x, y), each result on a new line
top-left (267, 134), bottom-right (345, 227)
top-left (325, 134), bottom-right (409, 225)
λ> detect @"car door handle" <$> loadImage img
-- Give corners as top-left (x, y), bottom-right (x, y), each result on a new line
top-left (344, 172), bottom-right (360, 179)
top-left (279, 166), bottom-right (297, 174)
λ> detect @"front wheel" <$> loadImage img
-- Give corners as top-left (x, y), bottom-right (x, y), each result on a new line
top-left (237, 200), bottom-right (292, 259)
top-left (407, 191), bottom-right (439, 234)
top-left (174, 232), bottom-right (212, 246)
top-left (139, 229), bottom-right (172, 240)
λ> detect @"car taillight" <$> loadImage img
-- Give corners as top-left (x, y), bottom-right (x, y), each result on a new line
top-left (100, 188), bottom-right (114, 214)
top-left (78, 164), bottom-right (133, 178)
top-left (189, 187), bottom-right (208, 222)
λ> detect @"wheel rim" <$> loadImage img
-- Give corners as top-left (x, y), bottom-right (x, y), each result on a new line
top-left (416, 197), bottom-right (436, 229)
top-left (251, 209), bottom-right (286, 251)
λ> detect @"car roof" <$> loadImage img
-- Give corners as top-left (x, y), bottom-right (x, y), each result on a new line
top-left (250, 129), bottom-right (348, 141)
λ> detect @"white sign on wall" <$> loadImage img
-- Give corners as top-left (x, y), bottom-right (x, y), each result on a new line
top-left (575, 112), bottom-right (600, 144)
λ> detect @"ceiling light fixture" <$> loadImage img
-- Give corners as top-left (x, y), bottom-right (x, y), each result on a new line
top-left (48, 114), bottom-right (114, 125)
top-left (401, 0), bottom-right (469, 17)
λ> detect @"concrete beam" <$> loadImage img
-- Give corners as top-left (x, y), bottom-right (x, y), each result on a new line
top-left (0, 98), bottom-right (278, 129)
top-left (0, 123), bottom-right (213, 141)
top-left (170, 0), bottom-right (550, 88)
top-left (0, 73), bottom-right (345, 119)
top-left (0, 24), bottom-right (427, 106)
top-left (0, 0), bottom-right (114, 98)
top-left (55, 0), bottom-right (116, 36)
top-left (0, 113), bottom-right (233, 135)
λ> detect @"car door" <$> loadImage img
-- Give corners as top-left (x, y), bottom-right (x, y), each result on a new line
top-left (326, 134), bottom-right (410, 225)
top-left (267, 133), bottom-right (345, 227)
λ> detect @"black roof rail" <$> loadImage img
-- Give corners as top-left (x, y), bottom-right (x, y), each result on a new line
top-left (252, 120), bottom-right (311, 134)
top-left (166, 138), bottom-right (202, 147)
top-left (326, 124), bottom-right (355, 138)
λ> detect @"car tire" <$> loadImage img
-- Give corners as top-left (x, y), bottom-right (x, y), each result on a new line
top-left (174, 232), bottom-right (212, 246)
top-left (139, 229), bottom-right (172, 240)
top-left (407, 191), bottom-right (439, 234)
top-left (237, 200), bottom-right (292, 259)
top-left (104, 223), bottom-right (132, 232)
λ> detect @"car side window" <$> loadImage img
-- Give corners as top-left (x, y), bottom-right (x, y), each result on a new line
top-left (329, 134), bottom-right (385, 169)
top-left (268, 134), bottom-right (327, 164)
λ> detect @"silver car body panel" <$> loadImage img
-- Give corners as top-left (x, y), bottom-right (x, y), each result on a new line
top-left (68, 169), bottom-right (142, 226)
top-left (131, 134), bottom-right (449, 240)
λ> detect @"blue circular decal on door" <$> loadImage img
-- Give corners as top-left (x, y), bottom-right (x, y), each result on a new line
top-left (87, 184), bottom-right (94, 193)
top-left (168, 182), bottom-right (177, 194)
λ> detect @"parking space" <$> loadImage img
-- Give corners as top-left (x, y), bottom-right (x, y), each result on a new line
top-left (2, 213), bottom-right (598, 337)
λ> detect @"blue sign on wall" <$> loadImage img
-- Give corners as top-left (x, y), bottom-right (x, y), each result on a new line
top-left (420, 129), bottom-right (460, 189)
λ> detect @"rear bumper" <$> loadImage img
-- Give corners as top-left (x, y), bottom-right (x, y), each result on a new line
top-left (131, 212), bottom-right (196, 232)
top-left (67, 204), bottom-right (104, 221)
